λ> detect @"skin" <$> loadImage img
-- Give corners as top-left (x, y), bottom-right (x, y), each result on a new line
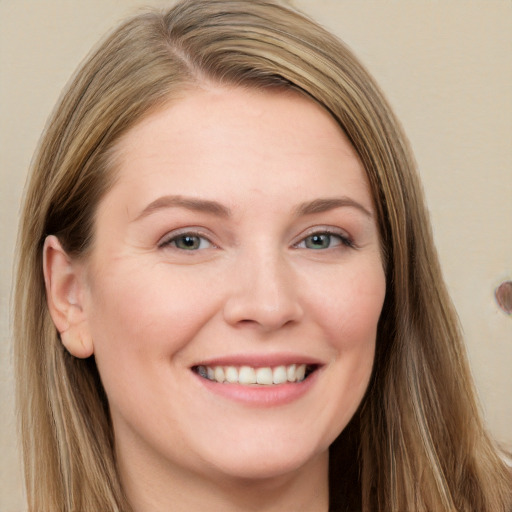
top-left (44, 86), bottom-right (386, 511)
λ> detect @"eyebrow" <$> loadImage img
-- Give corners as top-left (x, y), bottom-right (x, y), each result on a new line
top-left (295, 197), bottom-right (373, 218)
top-left (134, 194), bottom-right (372, 222)
top-left (134, 195), bottom-right (231, 221)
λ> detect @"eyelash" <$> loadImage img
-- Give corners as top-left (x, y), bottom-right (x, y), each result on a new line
top-left (293, 230), bottom-right (355, 250)
top-left (158, 228), bottom-right (355, 252)
top-left (158, 230), bottom-right (214, 251)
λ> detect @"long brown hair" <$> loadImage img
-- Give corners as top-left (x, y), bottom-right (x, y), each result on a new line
top-left (14, 1), bottom-right (511, 510)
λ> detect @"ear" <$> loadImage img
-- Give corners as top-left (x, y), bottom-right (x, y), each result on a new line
top-left (43, 235), bottom-right (94, 358)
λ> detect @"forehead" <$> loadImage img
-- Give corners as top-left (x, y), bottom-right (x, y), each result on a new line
top-left (119, 85), bottom-right (358, 150)
top-left (101, 86), bottom-right (371, 217)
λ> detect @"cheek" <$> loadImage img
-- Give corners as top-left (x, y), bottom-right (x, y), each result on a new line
top-left (84, 262), bottom-right (222, 374)
top-left (311, 262), bottom-right (385, 419)
top-left (314, 263), bottom-right (386, 350)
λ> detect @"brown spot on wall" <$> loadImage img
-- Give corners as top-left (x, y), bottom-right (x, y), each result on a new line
top-left (495, 281), bottom-right (512, 315)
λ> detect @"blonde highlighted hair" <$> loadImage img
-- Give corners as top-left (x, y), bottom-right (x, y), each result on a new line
top-left (14, 1), bottom-right (511, 510)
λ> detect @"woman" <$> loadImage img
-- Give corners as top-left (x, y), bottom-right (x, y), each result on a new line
top-left (13, 0), bottom-right (511, 511)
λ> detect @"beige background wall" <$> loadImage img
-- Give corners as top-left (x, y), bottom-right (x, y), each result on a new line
top-left (1, 1), bottom-right (510, 510)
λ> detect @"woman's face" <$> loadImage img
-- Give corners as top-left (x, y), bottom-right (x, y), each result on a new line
top-left (77, 87), bottom-right (385, 484)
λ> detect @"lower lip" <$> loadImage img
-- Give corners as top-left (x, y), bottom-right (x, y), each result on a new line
top-left (192, 370), bottom-right (320, 407)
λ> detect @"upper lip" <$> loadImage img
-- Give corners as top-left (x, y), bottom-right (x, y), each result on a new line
top-left (192, 353), bottom-right (324, 368)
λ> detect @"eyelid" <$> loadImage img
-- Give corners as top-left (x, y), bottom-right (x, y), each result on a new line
top-left (292, 226), bottom-right (355, 249)
top-left (157, 227), bottom-right (217, 249)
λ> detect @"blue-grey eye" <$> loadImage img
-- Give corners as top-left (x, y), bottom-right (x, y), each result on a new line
top-left (169, 234), bottom-right (211, 250)
top-left (304, 233), bottom-right (336, 249)
top-left (297, 232), bottom-right (352, 250)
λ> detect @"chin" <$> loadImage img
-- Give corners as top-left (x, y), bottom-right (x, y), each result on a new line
top-left (201, 439), bottom-right (328, 482)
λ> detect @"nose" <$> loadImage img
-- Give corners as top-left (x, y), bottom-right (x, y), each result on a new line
top-left (223, 249), bottom-right (304, 332)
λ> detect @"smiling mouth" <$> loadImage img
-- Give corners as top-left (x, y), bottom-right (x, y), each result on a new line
top-left (192, 364), bottom-right (318, 386)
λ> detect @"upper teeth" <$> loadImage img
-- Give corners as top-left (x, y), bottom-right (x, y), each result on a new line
top-left (196, 364), bottom-right (307, 385)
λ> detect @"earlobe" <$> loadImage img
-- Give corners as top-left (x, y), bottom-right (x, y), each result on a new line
top-left (43, 235), bottom-right (94, 358)
top-left (59, 329), bottom-right (94, 359)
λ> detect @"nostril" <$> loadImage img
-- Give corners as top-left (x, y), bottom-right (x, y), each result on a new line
top-left (223, 290), bottom-right (303, 331)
